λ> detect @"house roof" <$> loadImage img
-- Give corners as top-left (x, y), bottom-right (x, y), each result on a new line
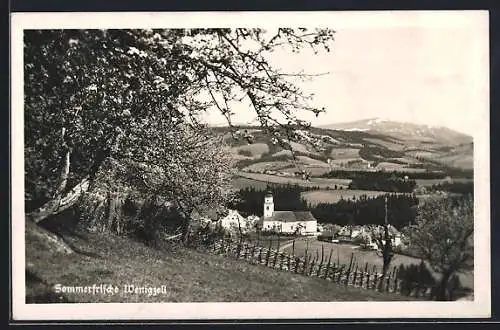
top-left (191, 207), bottom-right (227, 221)
top-left (263, 211), bottom-right (317, 223)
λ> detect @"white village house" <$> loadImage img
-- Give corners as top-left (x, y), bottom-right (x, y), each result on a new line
top-left (336, 224), bottom-right (402, 249)
top-left (219, 209), bottom-right (259, 234)
top-left (190, 208), bottom-right (257, 234)
top-left (259, 191), bottom-right (318, 235)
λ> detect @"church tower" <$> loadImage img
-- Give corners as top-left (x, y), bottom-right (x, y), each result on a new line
top-left (263, 190), bottom-right (274, 218)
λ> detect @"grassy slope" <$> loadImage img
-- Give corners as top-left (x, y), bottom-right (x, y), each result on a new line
top-left (26, 223), bottom-right (417, 303)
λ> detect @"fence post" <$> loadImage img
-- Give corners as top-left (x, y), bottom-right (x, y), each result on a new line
top-left (390, 266), bottom-right (397, 293)
top-left (394, 268), bottom-right (400, 293)
top-left (316, 245), bottom-right (324, 277)
top-left (352, 263), bottom-right (359, 287)
top-left (309, 257), bottom-right (316, 277)
top-left (323, 248), bottom-right (333, 279)
top-left (265, 239), bottom-right (272, 266)
top-left (372, 265), bottom-right (378, 290)
top-left (302, 255), bottom-right (309, 275)
top-left (332, 264), bottom-right (339, 283)
top-left (385, 271), bottom-right (392, 293)
top-left (345, 253), bottom-right (354, 286)
top-left (362, 262), bottom-right (368, 289)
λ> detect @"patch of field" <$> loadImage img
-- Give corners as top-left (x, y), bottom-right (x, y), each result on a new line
top-left (301, 190), bottom-right (389, 206)
top-left (375, 162), bottom-right (406, 170)
top-left (296, 155), bottom-right (329, 166)
top-left (435, 154), bottom-right (473, 170)
top-left (290, 141), bottom-right (310, 153)
top-left (272, 150), bottom-right (293, 158)
top-left (243, 161), bottom-right (293, 172)
top-left (237, 171), bottom-right (351, 189)
top-left (26, 221), bottom-right (415, 303)
top-left (363, 138), bottom-right (405, 151)
top-left (415, 179), bottom-right (444, 187)
top-left (329, 148), bottom-right (361, 159)
top-left (233, 143), bottom-right (269, 158)
top-left (302, 166), bottom-right (333, 177)
top-left (374, 163), bottom-right (428, 173)
top-left (415, 178), bottom-right (473, 187)
top-left (281, 238), bottom-right (473, 290)
top-left (406, 150), bottom-right (440, 159)
top-left (231, 177), bottom-right (278, 190)
top-left (271, 143), bottom-right (323, 158)
top-left (327, 158), bottom-right (366, 165)
top-left (391, 157), bottom-right (422, 165)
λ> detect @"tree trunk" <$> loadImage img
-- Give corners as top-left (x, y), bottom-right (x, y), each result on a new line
top-left (435, 271), bottom-right (453, 301)
top-left (27, 177), bottom-right (90, 224)
top-left (180, 207), bottom-right (193, 246)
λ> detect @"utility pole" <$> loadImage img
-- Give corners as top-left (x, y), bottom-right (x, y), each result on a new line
top-left (384, 196), bottom-right (388, 226)
top-left (384, 196), bottom-right (391, 246)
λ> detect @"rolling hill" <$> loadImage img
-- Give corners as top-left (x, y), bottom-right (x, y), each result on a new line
top-left (210, 119), bottom-right (473, 183)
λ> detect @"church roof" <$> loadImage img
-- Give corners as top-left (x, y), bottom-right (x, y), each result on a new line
top-left (263, 211), bottom-right (317, 223)
top-left (293, 211), bottom-right (317, 222)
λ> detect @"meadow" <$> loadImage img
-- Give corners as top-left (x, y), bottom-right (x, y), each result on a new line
top-left (301, 190), bottom-right (390, 206)
top-left (280, 238), bottom-right (473, 291)
top-left (237, 171), bottom-right (351, 189)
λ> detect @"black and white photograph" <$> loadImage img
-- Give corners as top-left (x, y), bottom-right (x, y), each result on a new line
top-left (11, 10), bottom-right (490, 320)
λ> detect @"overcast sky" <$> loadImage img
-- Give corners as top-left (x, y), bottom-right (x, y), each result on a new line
top-left (200, 11), bottom-right (489, 136)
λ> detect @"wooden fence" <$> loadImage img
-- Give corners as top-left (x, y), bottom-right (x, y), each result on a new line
top-left (203, 238), bottom-right (434, 299)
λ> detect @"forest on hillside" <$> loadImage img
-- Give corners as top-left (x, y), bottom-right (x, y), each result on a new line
top-left (231, 184), bottom-right (419, 229)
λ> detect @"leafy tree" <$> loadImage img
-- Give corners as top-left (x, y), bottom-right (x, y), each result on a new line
top-left (409, 195), bottom-right (474, 300)
top-left (24, 28), bottom-right (335, 241)
top-left (369, 223), bottom-right (395, 289)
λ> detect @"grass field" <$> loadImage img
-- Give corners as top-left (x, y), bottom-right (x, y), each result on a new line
top-left (280, 238), bottom-right (473, 291)
top-left (301, 166), bottom-right (333, 177)
top-left (362, 138), bottom-right (405, 151)
top-left (301, 190), bottom-right (389, 205)
top-left (329, 148), bottom-right (361, 159)
top-left (415, 178), bottom-right (473, 187)
top-left (233, 143), bottom-right (270, 158)
top-left (242, 161), bottom-right (293, 172)
top-left (26, 221), bottom-right (415, 303)
top-left (231, 177), bottom-right (278, 190)
top-left (237, 171), bottom-right (351, 189)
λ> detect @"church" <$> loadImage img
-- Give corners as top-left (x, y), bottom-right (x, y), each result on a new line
top-left (259, 191), bottom-right (318, 235)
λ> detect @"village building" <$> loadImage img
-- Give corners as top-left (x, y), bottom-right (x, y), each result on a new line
top-left (190, 208), bottom-right (255, 234)
top-left (260, 191), bottom-right (318, 235)
top-left (333, 224), bottom-right (403, 248)
top-left (219, 209), bottom-right (248, 233)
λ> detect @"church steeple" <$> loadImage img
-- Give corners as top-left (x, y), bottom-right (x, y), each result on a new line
top-left (263, 190), bottom-right (274, 218)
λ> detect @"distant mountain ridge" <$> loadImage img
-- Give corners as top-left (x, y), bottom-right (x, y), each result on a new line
top-left (319, 117), bottom-right (472, 146)
top-left (210, 119), bottom-right (473, 172)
